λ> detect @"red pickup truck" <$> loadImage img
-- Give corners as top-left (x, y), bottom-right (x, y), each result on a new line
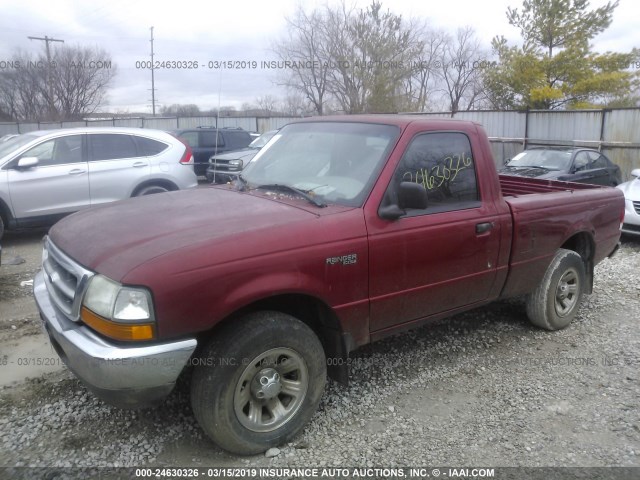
top-left (34, 116), bottom-right (624, 454)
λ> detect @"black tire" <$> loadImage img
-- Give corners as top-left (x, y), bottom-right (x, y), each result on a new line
top-left (191, 311), bottom-right (326, 455)
top-left (526, 249), bottom-right (586, 330)
top-left (0, 214), bottom-right (4, 241)
top-left (134, 185), bottom-right (170, 196)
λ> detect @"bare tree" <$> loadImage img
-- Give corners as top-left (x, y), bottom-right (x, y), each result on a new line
top-left (49, 46), bottom-right (116, 120)
top-left (0, 45), bottom-right (116, 121)
top-left (273, 1), bottom-right (426, 114)
top-left (401, 27), bottom-right (447, 112)
top-left (255, 94), bottom-right (279, 112)
top-left (273, 5), bottom-right (331, 115)
top-left (282, 91), bottom-right (312, 116)
top-left (439, 27), bottom-right (486, 115)
top-left (160, 104), bottom-right (201, 116)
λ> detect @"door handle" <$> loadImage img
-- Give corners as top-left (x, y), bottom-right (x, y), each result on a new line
top-left (476, 222), bottom-right (494, 234)
top-left (68, 169), bottom-right (86, 175)
top-left (132, 162), bottom-right (148, 168)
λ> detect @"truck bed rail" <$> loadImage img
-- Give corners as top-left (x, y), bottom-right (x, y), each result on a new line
top-left (499, 174), bottom-right (603, 197)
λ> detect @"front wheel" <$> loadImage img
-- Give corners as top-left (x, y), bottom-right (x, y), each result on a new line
top-left (191, 311), bottom-right (326, 454)
top-left (526, 249), bottom-right (586, 330)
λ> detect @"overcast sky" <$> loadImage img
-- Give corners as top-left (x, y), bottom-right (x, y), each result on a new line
top-left (0, 0), bottom-right (638, 114)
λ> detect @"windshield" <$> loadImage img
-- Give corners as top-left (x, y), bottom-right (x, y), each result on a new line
top-left (241, 122), bottom-right (399, 207)
top-left (249, 130), bottom-right (278, 149)
top-left (508, 149), bottom-right (572, 171)
top-left (0, 134), bottom-right (38, 162)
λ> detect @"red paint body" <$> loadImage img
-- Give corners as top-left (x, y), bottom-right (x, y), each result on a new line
top-left (49, 116), bottom-right (624, 351)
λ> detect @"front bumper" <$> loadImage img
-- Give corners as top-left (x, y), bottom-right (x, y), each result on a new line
top-left (621, 199), bottom-right (640, 236)
top-left (34, 270), bottom-right (197, 408)
top-left (205, 166), bottom-right (236, 184)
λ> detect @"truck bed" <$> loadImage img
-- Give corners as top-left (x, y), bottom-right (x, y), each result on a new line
top-left (498, 174), bottom-right (623, 299)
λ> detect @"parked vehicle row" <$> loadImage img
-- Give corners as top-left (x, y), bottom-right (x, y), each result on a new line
top-left (0, 128), bottom-right (197, 238)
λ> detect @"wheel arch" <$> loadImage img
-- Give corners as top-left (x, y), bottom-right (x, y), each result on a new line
top-left (560, 231), bottom-right (595, 294)
top-left (195, 293), bottom-right (352, 385)
top-left (130, 178), bottom-right (179, 196)
top-left (0, 196), bottom-right (15, 232)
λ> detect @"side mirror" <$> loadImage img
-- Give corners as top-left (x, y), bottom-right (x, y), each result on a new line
top-left (504, 158), bottom-right (511, 165)
top-left (379, 182), bottom-right (428, 220)
top-left (398, 181), bottom-right (428, 210)
top-left (631, 168), bottom-right (640, 179)
top-left (16, 157), bottom-right (39, 169)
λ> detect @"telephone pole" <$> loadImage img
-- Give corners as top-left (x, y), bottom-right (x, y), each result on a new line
top-left (28, 35), bottom-right (64, 120)
top-left (149, 26), bottom-right (157, 116)
top-left (27, 35), bottom-right (64, 64)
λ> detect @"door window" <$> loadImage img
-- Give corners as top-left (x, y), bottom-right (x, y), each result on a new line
top-left (134, 136), bottom-right (168, 156)
top-left (89, 134), bottom-right (138, 161)
top-left (21, 135), bottom-right (84, 166)
top-left (178, 131), bottom-right (199, 147)
top-left (590, 154), bottom-right (608, 169)
top-left (384, 132), bottom-right (480, 216)
top-left (200, 131), bottom-right (224, 148)
top-left (573, 152), bottom-right (590, 172)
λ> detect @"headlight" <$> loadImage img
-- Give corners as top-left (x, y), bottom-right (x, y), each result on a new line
top-left (228, 159), bottom-right (243, 169)
top-left (81, 274), bottom-right (155, 341)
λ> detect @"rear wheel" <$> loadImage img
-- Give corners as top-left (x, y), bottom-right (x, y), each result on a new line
top-left (134, 185), bottom-right (170, 196)
top-left (526, 249), bottom-right (585, 330)
top-left (191, 311), bottom-right (326, 454)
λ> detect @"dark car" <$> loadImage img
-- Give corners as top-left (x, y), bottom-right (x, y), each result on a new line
top-left (206, 129), bottom-right (278, 183)
top-left (170, 127), bottom-right (253, 176)
top-left (500, 147), bottom-right (622, 186)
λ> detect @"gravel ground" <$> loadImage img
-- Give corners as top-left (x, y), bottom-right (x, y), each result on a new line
top-left (0, 233), bottom-right (638, 477)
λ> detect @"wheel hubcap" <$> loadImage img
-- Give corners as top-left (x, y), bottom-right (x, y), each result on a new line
top-left (252, 369), bottom-right (282, 400)
top-left (234, 348), bottom-right (308, 432)
top-left (554, 268), bottom-right (579, 317)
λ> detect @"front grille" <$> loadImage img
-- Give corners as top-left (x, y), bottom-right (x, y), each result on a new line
top-left (209, 160), bottom-right (240, 172)
top-left (42, 237), bottom-right (94, 321)
top-left (633, 201), bottom-right (640, 215)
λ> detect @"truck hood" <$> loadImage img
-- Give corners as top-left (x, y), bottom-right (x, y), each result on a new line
top-left (49, 187), bottom-right (345, 281)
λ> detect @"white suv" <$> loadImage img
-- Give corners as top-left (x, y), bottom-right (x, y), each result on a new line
top-left (0, 127), bottom-right (197, 238)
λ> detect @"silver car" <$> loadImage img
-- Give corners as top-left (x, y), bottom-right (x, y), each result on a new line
top-left (617, 169), bottom-right (640, 236)
top-left (0, 127), bottom-right (197, 237)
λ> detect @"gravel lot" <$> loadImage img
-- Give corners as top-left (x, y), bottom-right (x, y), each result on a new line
top-left (0, 229), bottom-right (638, 478)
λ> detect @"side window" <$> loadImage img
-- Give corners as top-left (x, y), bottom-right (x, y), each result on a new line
top-left (573, 152), bottom-right (590, 172)
top-left (386, 132), bottom-right (480, 216)
top-left (228, 132), bottom-right (249, 148)
top-left (134, 136), bottom-right (168, 156)
top-left (90, 134), bottom-right (138, 161)
top-left (200, 131), bottom-right (224, 148)
top-left (178, 131), bottom-right (199, 147)
top-left (21, 135), bottom-right (83, 166)
top-left (591, 154), bottom-right (608, 169)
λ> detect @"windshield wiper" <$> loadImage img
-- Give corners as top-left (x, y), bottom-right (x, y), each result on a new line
top-left (255, 184), bottom-right (327, 208)
top-left (510, 165), bottom-right (550, 170)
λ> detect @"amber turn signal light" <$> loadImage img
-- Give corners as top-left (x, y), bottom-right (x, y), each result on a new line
top-left (81, 306), bottom-right (155, 341)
